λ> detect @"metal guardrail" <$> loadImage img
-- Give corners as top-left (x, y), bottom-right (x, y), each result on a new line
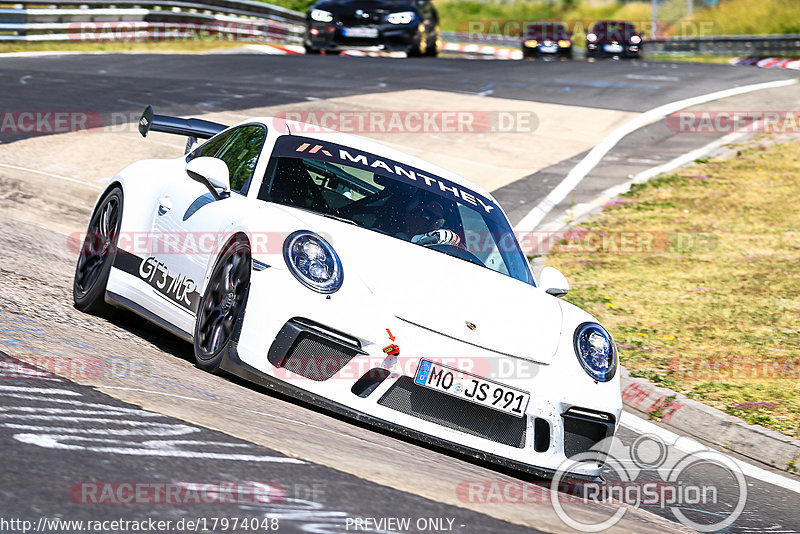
top-left (440, 31), bottom-right (518, 47)
top-left (646, 34), bottom-right (800, 57)
top-left (0, 0), bottom-right (306, 43)
top-left (442, 30), bottom-right (800, 58)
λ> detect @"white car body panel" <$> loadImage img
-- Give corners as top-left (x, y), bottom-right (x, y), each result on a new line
top-left (93, 114), bottom-right (622, 478)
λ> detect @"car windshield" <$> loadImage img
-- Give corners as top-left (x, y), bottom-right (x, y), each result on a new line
top-left (592, 22), bottom-right (637, 39)
top-left (258, 136), bottom-right (534, 285)
top-left (527, 23), bottom-right (569, 39)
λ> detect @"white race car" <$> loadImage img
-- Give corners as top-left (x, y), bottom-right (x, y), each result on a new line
top-left (73, 106), bottom-right (621, 479)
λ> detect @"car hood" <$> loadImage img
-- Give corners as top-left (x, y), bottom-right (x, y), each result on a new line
top-left (324, 221), bottom-right (563, 364)
top-left (311, 0), bottom-right (416, 14)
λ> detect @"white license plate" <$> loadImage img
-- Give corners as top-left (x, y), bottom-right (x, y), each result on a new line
top-left (342, 27), bottom-right (378, 38)
top-left (413, 360), bottom-right (530, 418)
top-left (604, 43), bottom-right (623, 53)
top-left (539, 45), bottom-right (557, 53)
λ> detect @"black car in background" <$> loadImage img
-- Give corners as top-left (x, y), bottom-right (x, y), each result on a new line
top-left (304, 0), bottom-right (439, 56)
top-left (586, 20), bottom-right (642, 58)
top-left (521, 22), bottom-right (572, 59)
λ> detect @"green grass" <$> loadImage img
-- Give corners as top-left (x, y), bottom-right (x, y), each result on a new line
top-left (547, 136), bottom-right (800, 438)
top-left (678, 0), bottom-right (800, 36)
top-left (437, 1), bottom-right (651, 34)
top-left (435, 0), bottom-right (800, 37)
top-left (642, 54), bottom-right (738, 65)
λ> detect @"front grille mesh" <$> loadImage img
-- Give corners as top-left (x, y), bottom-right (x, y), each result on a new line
top-left (281, 335), bottom-right (357, 381)
top-left (339, 13), bottom-right (382, 25)
top-left (378, 377), bottom-right (527, 448)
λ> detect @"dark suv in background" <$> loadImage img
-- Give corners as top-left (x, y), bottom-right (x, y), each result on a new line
top-left (304, 0), bottom-right (440, 56)
top-left (521, 22), bottom-right (573, 59)
top-left (585, 21), bottom-right (642, 59)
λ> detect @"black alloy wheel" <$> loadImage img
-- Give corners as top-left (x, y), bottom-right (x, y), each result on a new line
top-left (193, 236), bottom-right (251, 372)
top-left (73, 186), bottom-right (123, 314)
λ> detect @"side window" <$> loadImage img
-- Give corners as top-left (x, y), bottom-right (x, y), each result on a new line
top-left (191, 130), bottom-right (234, 160)
top-left (214, 125), bottom-right (267, 193)
top-left (189, 125), bottom-right (267, 194)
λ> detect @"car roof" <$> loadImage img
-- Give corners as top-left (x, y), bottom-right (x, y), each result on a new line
top-left (592, 20), bottom-right (636, 28)
top-left (239, 116), bottom-right (496, 201)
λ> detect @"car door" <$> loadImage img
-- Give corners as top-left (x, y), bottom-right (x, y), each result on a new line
top-left (148, 124), bottom-right (268, 332)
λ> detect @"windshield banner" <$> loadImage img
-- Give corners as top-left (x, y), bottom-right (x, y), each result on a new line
top-left (271, 135), bottom-right (501, 220)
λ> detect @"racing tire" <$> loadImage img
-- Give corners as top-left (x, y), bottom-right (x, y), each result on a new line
top-left (304, 45), bottom-right (321, 55)
top-left (73, 186), bottom-right (123, 315)
top-left (324, 49), bottom-right (342, 55)
top-left (193, 235), bottom-right (251, 373)
top-left (424, 27), bottom-right (440, 57)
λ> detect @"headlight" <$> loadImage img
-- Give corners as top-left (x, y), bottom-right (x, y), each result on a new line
top-left (630, 35), bottom-right (642, 44)
top-left (558, 39), bottom-right (570, 48)
top-left (283, 231), bottom-right (343, 293)
top-left (524, 39), bottom-right (538, 48)
top-left (387, 11), bottom-right (414, 24)
top-left (573, 323), bottom-right (617, 382)
top-left (310, 9), bottom-right (333, 22)
top-left (586, 33), bottom-right (597, 42)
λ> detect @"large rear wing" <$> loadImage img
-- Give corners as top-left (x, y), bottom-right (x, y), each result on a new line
top-left (138, 105), bottom-right (228, 153)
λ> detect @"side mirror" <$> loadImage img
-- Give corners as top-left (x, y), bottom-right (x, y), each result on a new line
top-left (539, 266), bottom-right (569, 298)
top-left (186, 157), bottom-right (230, 200)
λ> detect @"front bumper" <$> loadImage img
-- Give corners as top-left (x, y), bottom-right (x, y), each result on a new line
top-left (587, 42), bottom-right (641, 57)
top-left (232, 267), bottom-right (622, 478)
top-left (521, 43), bottom-right (572, 58)
top-left (305, 21), bottom-right (420, 52)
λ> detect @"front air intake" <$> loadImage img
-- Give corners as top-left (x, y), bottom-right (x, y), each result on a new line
top-left (378, 377), bottom-right (527, 448)
top-left (268, 319), bottom-right (364, 381)
top-left (561, 407), bottom-right (615, 460)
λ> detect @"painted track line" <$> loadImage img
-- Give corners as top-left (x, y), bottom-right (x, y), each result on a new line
top-left (0, 162), bottom-right (93, 186)
top-left (514, 77), bottom-right (799, 232)
top-left (98, 385), bottom-right (410, 455)
top-left (536, 130), bottom-right (744, 233)
top-left (621, 411), bottom-right (800, 495)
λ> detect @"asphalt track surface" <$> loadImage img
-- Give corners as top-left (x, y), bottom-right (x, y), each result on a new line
top-left (0, 353), bottom-right (540, 534)
top-left (1, 53), bottom-right (799, 533)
